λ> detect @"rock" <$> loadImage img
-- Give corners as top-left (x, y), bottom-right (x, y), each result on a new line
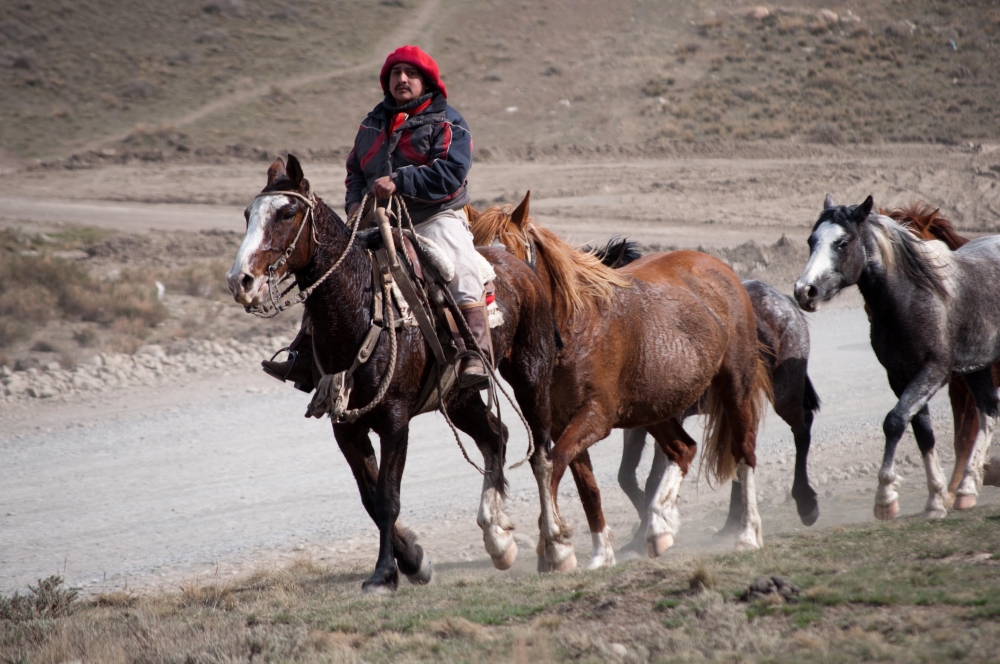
top-left (751, 576), bottom-right (775, 594)
top-left (817, 9), bottom-right (838, 25)
top-left (747, 6), bottom-right (769, 20)
top-left (609, 643), bottom-right (628, 657)
top-left (44, 361), bottom-right (61, 372)
top-left (26, 386), bottom-right (55, 399)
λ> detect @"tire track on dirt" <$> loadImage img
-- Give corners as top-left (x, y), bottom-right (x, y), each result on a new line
top-left (72, 0), bottom-right (441, 158)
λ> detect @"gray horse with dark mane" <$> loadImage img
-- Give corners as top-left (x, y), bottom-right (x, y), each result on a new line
top-left (794, 194), bottom-right (1000, 519)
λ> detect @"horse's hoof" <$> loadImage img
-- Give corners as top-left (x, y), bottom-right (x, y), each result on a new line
top-left (735, 536), bottom-right (761, 552)
top-left (954, 494), bottom-right (977, 510)
top-left (943, 492), bottom-right (956, 509)
top-left (923, 508), bottom-right (947, 520)
top-left (536, 555), bottom-right (549, 573)
top-left (646, 534), bottom-right (674, 558)
top-left (798, 503), bottom-right (820, 527)
top-left (405, 553), bottom-right (434, 585)
top-left (551, 551), bottom-right (577, 573)
top-left (491, 540), bottom-right (518, 571)
top-left (874, 501), bottom-right (899, 521)
top-left (361, 582), bottom-right (396, 595)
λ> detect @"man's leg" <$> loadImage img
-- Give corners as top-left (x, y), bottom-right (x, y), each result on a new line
top-left (261, 311), bottom-right (317, 392)
top-left (413, 208), bottom-right (490, 388)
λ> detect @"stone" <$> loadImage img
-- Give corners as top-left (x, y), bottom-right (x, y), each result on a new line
top-left (817, 9), bottom-right (838, 24)
top-left (750, 576), bottom-right (775, 594)
top-left (609, 643), bottom-right (628, 657)
top-left (747, 6), bottom-right (769, 20)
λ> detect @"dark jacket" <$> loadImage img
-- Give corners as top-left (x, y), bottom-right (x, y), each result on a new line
top-left (345, 93), bottom-right (472, 224)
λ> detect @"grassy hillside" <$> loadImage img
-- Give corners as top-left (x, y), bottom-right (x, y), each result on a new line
top-left (2, 0), bottom-right (999, 161)
top-left (4, 503), bottom-right (1000, 662)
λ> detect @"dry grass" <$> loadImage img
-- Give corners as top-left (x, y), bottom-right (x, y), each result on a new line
top-left (4, 506), bottom-right (1000, 662)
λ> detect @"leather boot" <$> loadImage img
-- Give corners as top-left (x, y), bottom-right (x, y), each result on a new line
top-left (262, 325), bottom-right (316, 393)
top-left (458, 302), bottom-right (493, 390)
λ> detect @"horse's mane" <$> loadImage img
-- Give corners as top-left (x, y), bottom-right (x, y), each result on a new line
top-left (470, 205), bottom-right (632, 323)
top-left (881, 202), bottom-right (967, 250)
top-left (866, 213), bottom-right (950, 299)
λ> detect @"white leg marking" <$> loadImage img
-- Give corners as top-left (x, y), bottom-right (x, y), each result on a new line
top-left (477, 481), bottom-right (517, 570)
top-left (735, 461), bottom-right (763, 551)
top-left (530, 456), bottom-right (576, 572)
top-left (922, 449), bottom-right (948, 518)
top-left (956, 412), bottom-right (998, 508)
top-left (874, 458), bottom-right (901, 519)
top-left (645, 460), bottom-right (682, 557)
top-left (587, 527), bottom-right (616, 570)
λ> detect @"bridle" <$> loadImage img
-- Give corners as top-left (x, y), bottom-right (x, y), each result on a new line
top-left (244, 189), bottom-right (366, 318)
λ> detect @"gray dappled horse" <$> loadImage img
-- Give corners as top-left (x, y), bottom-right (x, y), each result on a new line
top-left (794, 194), bottom-right (1000, 520)
top-left (618, 279), bottom-right (820, 552)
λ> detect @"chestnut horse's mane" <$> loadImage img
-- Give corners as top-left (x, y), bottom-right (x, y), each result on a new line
top-left (882, 202), bottom-right (967, 250)
top-left (469, 204), bottom-right (631, 324)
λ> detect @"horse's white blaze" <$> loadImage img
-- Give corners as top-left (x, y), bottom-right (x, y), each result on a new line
top-left (228, 194), bottom-right (291, 300)
top-left (735, 460), bottom-right (763, 551)
top-left (796, 221), bottom-right (845, 290)
top-left (922, 449), bottom-right (948, 517)
top-left (587, 527), bottom-right (616, 570)
top-left (646, 460), bottom-right (682, 545)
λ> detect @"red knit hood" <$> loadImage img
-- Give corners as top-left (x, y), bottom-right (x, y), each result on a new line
top-left (380, 45), bottom-right (447, 99)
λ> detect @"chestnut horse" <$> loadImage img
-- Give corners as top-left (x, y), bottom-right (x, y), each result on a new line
top-left (471, 193), bottom-right (772, 570)
top-left (882, 203), bottom-right (1000, 506)
top-left (227, 156), bottom-right (558, 593)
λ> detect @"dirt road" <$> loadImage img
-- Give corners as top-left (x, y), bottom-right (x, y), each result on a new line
top-left (5, 304), bottom-right (995, 595)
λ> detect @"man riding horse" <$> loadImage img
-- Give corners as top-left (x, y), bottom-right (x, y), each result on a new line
top-left (262, 45), bottom-right (490, 389)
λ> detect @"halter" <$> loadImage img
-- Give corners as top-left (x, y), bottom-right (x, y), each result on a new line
top-left (244, 189), bottom-right (366, 318)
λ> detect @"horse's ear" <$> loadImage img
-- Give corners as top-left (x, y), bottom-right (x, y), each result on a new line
top-left (266, 157), bottom-right (286, 185)
top-left (511, 191), bottom-right (531, 229)
top-left (823, 193), bottom-right (836, 210)
top-left (286, 154), bottom-right (304, 189)
top-left (853, 195), bottom-right (874, 222)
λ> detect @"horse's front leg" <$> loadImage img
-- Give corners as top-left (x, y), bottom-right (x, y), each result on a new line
top-left (877, 368), bottom-right (947, 520)
top-left (363, 422), bottom-right (411, 594)
top-left (333, 422), bottom-right (430, 587)
top-left (955, 368), bottom-right (1000, 510)
top-left (540, 408), bottom-right (613, 573)
top-left (911, 405), bottom-right (948, 518)
top-left (445, 389), bottom-right (518, 570)
top-left (569, 450), bottom-right (615, 570)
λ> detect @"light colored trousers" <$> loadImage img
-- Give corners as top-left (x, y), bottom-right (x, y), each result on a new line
top-left (413, 208), bottom-right (484, 306)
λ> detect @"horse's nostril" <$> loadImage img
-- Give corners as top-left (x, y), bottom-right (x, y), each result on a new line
top-left (240, 274), bottom-right (255, 294)
top-left (806, 285), bottom-right (817, 299)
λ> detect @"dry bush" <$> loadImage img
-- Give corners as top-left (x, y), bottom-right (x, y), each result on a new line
top-left (0, 576), bottom-right (78, 623)
top-left (163, 261), bottom-right (229, 299)
top-left (0, 251), bottom-right (167, 349)
top-left (810, 121), bottom-right (843, 144)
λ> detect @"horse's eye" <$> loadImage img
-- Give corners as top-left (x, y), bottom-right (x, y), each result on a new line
top-left (282, 209), bottom-right (296, 221)
top-left (835, 240), bottom-right (849, 250)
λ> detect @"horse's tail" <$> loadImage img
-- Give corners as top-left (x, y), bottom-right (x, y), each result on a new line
top-left (701, 356), bottom-right (773, 486)
top-left (802, 374), bottom-right (821, 415)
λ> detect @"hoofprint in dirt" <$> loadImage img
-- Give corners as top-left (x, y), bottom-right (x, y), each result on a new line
top-left (4, 305), bottom-right (998, 597)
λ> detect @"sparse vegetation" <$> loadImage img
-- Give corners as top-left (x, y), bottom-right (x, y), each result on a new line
top-left (4, 506), bottom-right (1000, 662)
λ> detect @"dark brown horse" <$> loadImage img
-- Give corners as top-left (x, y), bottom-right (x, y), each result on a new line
top-left (881, 203), bottom-right (1000, 506)
top-left (226, 156), bottom-right (558, 593)
top-left (471, 193), bottom-right (771, 570)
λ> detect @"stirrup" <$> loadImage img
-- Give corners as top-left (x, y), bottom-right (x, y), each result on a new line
top-left (262, 347), bottom-right (298, 381)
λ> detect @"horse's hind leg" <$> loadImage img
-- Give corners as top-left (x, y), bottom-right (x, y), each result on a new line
top-left (617, 428), bottom-right (659, 553)
top-left (911, 405), bottom-right (948, 518)
top-left (445, 389), bottom-right (517, 570)
top-left (644, 418), bottom-right (697, 557)
top-left (955, 368), bottom-right (1000, 510)
top-left (569, 450), bottom-right (615, 569)
top-left (947, 377), bottom-right (978, 507)
top-left (333, 423), bottom-right (428, 589)
top-left (774, 367), bottom-right (820, 526)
